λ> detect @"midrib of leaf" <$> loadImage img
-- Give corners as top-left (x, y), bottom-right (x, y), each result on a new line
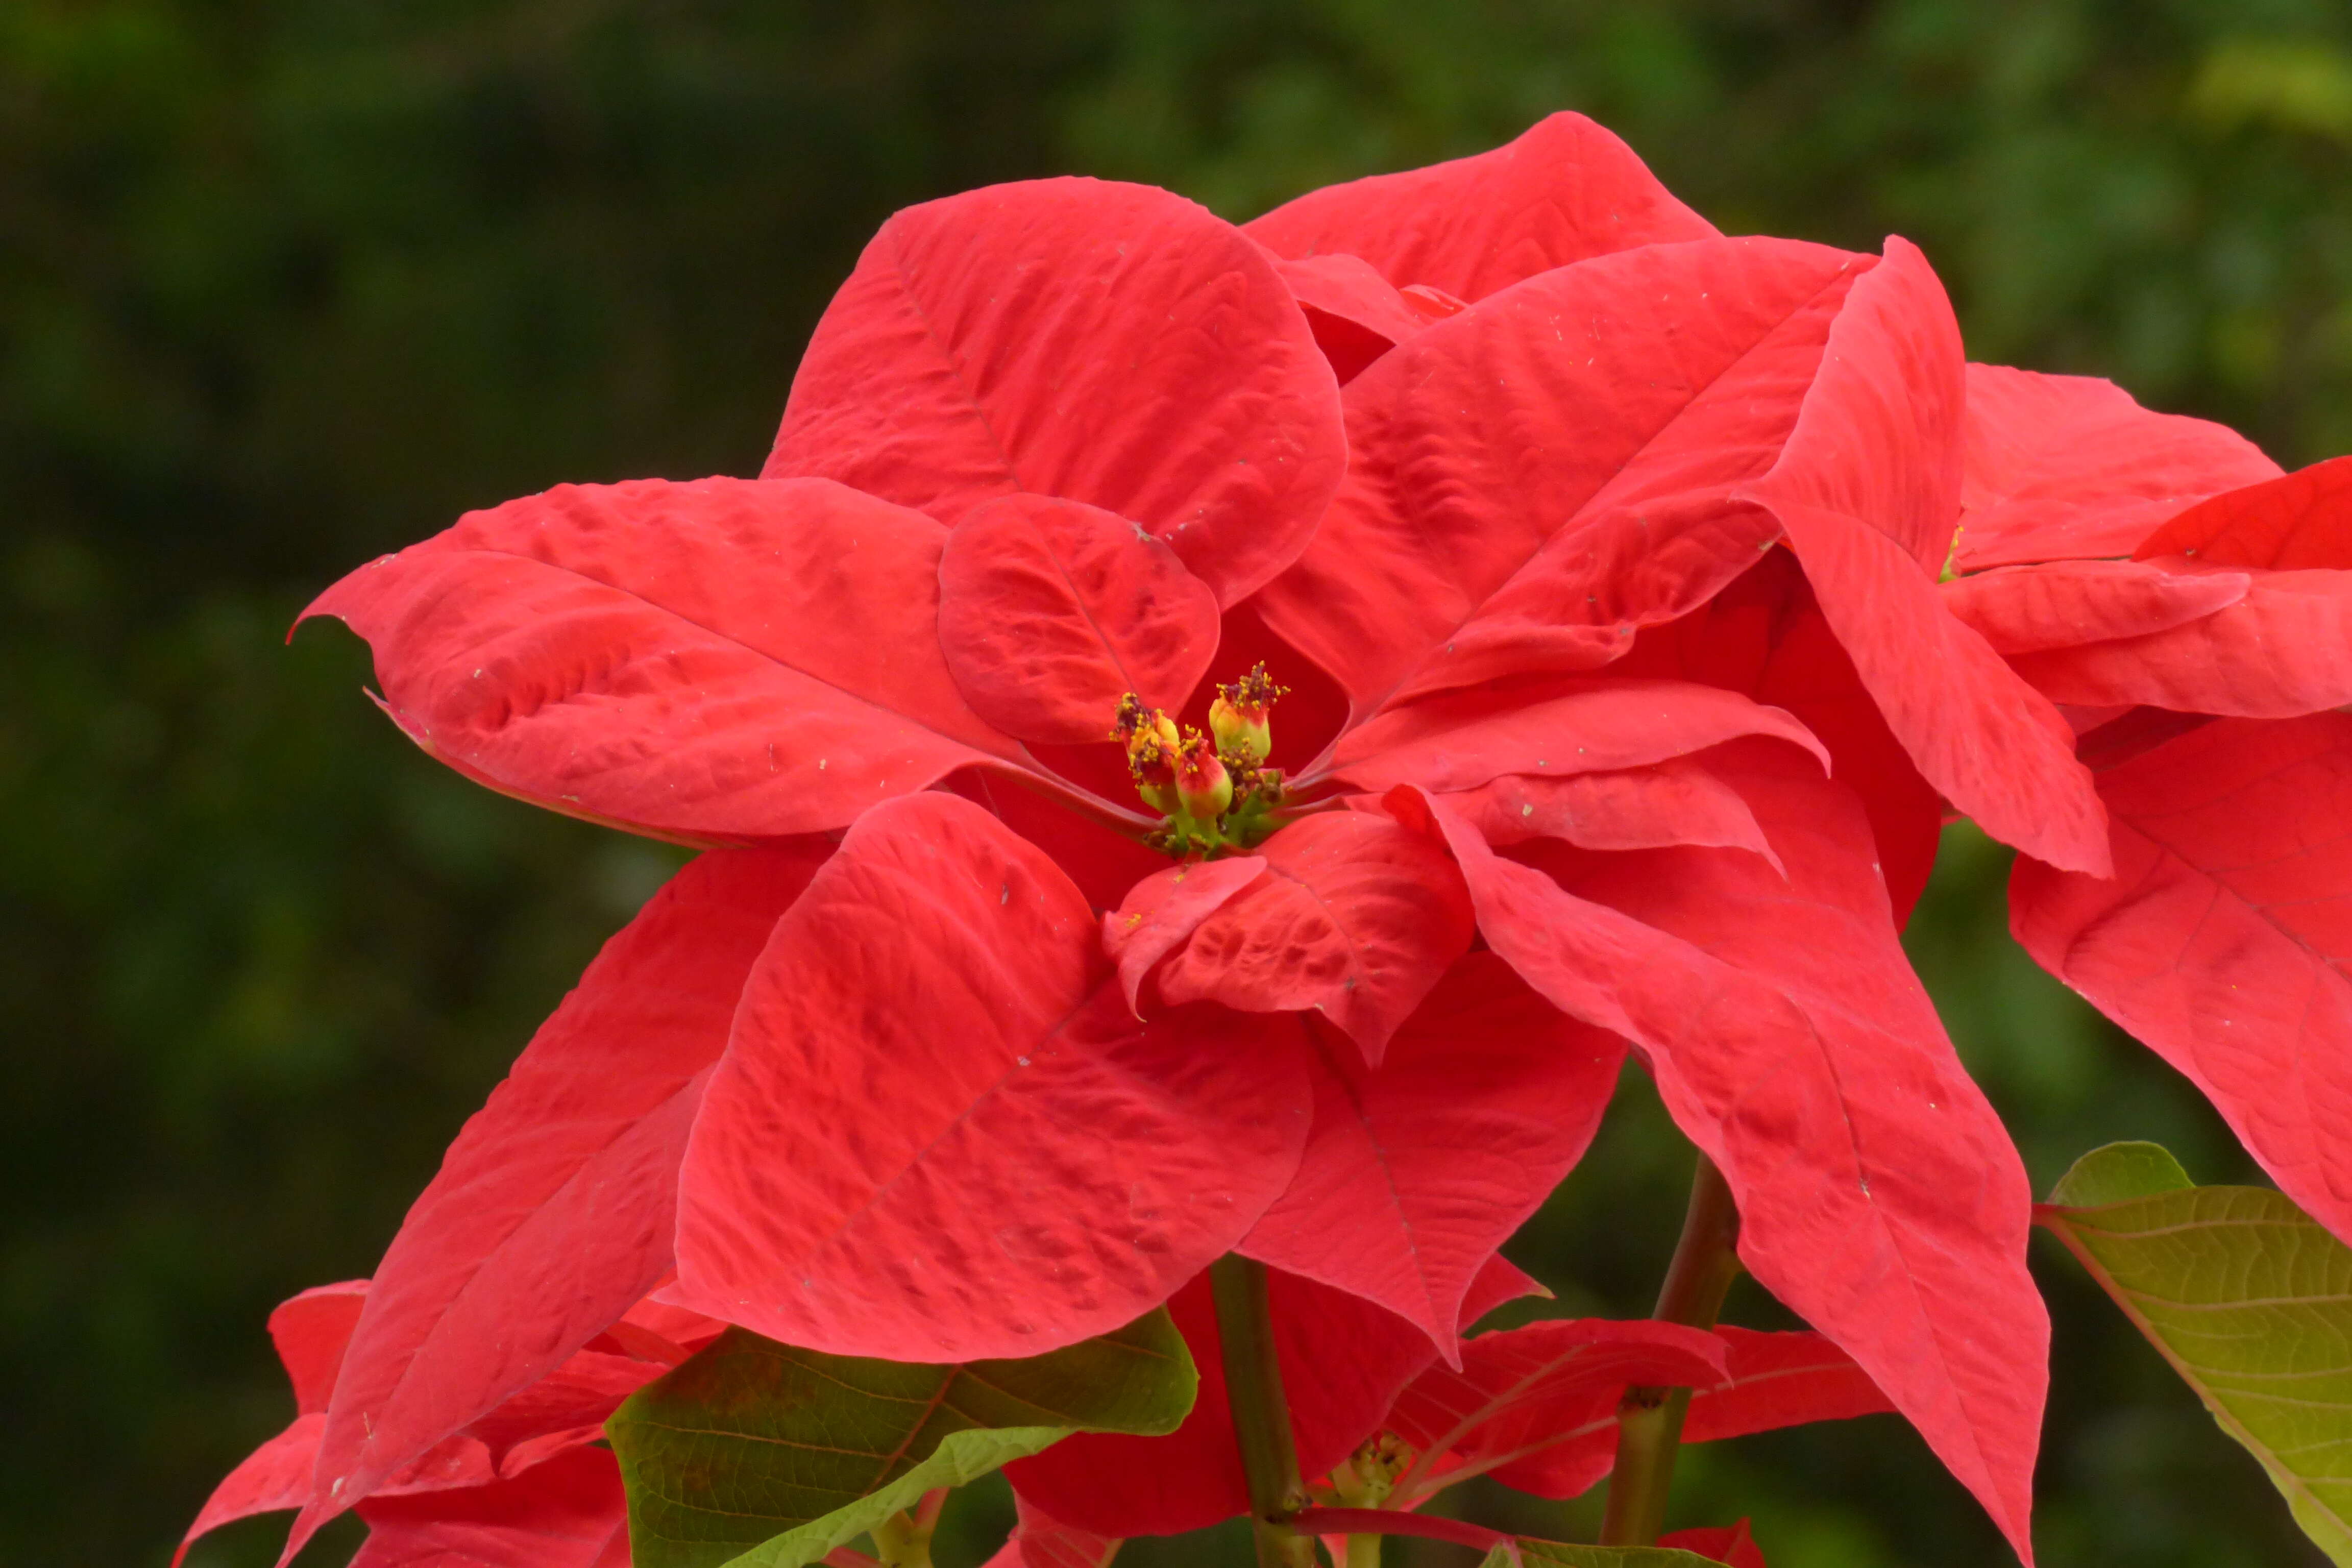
top-left (2043, 1186), bottom-right (2352, 1564)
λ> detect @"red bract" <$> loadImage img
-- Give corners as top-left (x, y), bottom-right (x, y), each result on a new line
top-left (246, 106), bottom-right (2325, 1568)
top-left (181, 1281), bottom-right (705, 1567)
top-left (1944, 374), bottom-right (2352, 1260)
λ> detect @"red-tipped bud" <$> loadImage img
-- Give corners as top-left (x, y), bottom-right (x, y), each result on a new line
top-left (1124, 705), bottom-right (1183, 815)
top-left (1175, 732), bottom-right (1232, 821)
top-left (1209, 663), bottom-right (1287, 765)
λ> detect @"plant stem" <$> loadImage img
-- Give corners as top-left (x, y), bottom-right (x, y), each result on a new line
top-left (1209, 1254), bottom-right (1317, 1568)
top-left (1598, 1150), bottom-right (1743, 1547)
top-left (869, 1505), bottom-right (935, 1568)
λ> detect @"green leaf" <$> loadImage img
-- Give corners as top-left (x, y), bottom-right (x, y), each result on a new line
top-left (2039, 1142), bottom-right (2352, 1565)
top-left (2047, 1140), bottom-right (2193, 1208)
top-left (1478, 1541), bottom-right (1720, 1567)
top-left (606, 1309), bottom-right (1194, 1568)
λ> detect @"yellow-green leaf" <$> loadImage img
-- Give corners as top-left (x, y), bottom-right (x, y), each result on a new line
top-left (606, 1309), bottom-right (1193, 1568)
top-left (2040, 1140), bottom-right (2352, 1565)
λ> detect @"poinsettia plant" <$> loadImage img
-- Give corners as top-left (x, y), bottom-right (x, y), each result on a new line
top-left (179, 111), bottom-right (2352, 1568)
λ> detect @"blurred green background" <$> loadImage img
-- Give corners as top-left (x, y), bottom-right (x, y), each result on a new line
top-left (7, 2), bottom-right (2350, 1564)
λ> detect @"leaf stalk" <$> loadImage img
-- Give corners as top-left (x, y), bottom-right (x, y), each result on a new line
top-left (1598, 1149), bottom-right (1743, 1546)
top-left (1209, 1254), bottom-right (1318, 1568)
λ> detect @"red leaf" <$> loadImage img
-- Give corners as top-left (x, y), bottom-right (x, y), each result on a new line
top-left (1437, 757), bottom-right (1779, 866)
top-left (304, 477), bottom-right (1027, 842)
top-left (270, 1281), bottom-right (368, 1415)
top-left (1616, 552), bottom-right (1942, 923)
top-left (1104, 855), bottom-right (1270, 1015)
top-left (1660, 1520), bottom-right (1768, 1568)
top-left (184, 1286), bottom-right (678, 1566)
top-left (984, 1497), bottom-right (1122, 1568)
top-left (1410, 760), bottom-right (2047, 1562)
top-left (672, 792), bottom-right (1314, 1362)
top-left (1955, 363), bottom-right (2281, 573)
top-left (1237, 953), bottom-right (1623, 1355)
top-left (1269, 253), bottom-right (1431, 384)
top-left (938, 494), bottom-right (1221, 744)
top-left (1255, 238), bottom-right (1872, 716)
top-left (1940, 560), bottom-right (2251, 655)
top-left (1150, 813), bottom-right (1476, 1062)
top-left (2136, 454), bottom-right (2352, 568)
top-left (1328, 679), bottom-right (1829, 797)
top-left (951, 766), bottom-right (1172, 913)
top-left (290, 846), bottom-right (825, 1558)
top-left (351, 1446), bottom-right (627, 1568)
top-left (1486, 1327), bottom-right (1896, 1500)
top-left (1005, 1255), bottom-right (1536, 1538)
top-left (1382, 1317), bottom-right (1728, 1503)
top-left (2012, 714), bottom-right (2352, 1246)
top-left (2008, 567), bottom-right (2352, 719)
top-left (1244, 112), bottom-right (1716, 304)
top-left (1738, 240), bottom-right (2108, 878)
top-left (765, 179), bottom-right (1345, 605)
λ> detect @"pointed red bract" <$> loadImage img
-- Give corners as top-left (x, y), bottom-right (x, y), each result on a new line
top-left (271, 1281), bottom-right (369, 1415)
top-left (672, 793), bottom-right (1314, 1362)
top-left (2013, 714), bottom-right (2352, 1247)
top-left (1382, 1316), bottom-right (1728, 1503)
top-left (1940, 560), bottom-right (2251, 654)
top-left (1237, 954), bottom-right (1624, 1356)
top-left (1104, 854), bottom-right (1270, 1014)
top-left (1257, 238), bottom-right (1872, 715)
top-left (1149, 812), bottom-right (1475, 1062)
top-left (185, 1283), bottom-right (681, 1566)
top-left (1268, 252), bottom-right (1431, 385)
top-left (1437, 757), bottom-right (1779, 865)
top-left (1739, 239), bottom-right (2107, 878)
top-left (938, 494), bottom-right (1221, 744)
top-left (1005, 1256), bottom-right (1534, 1538)
top-left (2135, 453), bottom-right (2352, 567)
top-left (350, 1446), bottom-right (627, 1568)
top-left (1411, 757), bottom-right (2046, 1563)
top-left (1660, 1520), bottom-right (1768, 1568)
top-left (290, 846), bottom-right (824, 1558)
top-left (765, 178), bottom-right (1345, 605)
top-left (1618, 552), bottom-right (1943, 923)
top-left (1329, 679), bottom-right (1828, 797)
top-left (304, 478), bottom-right (1024, 842)
top-left (1955, 362), bottom-right (2280, 572)
top-left (1484, 1326), bottom-right (1897, 1500)
top-left (984, 1498), bottom-right (1122, 1568)
top-left (1244, 111), bottom-right (1717, 303)
top-left (2008, 567), bottom-right (2352, 719)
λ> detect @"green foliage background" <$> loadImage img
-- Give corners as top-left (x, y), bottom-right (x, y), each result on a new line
top-left (6, 3), bottom-right (2349, 1564)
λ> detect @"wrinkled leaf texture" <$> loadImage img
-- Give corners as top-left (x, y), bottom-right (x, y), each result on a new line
top-left (286, 846), bottom-right (826, 1560)
top-left (936, 493), bottom-right (1220, 744)
top-left (766, 178), bottom-right (1346, 606)
top-left (2014, 714), bottom-right (2352, 1251)
top-left (1244, 111), bottom-right (1717, 304)
top-left (608, 1311), bottom-right (1192, 1568)
top-left (1146, 811), bottom-right (1476, 1063)
top-left (305, 477), bottom-right (1029, 843)
top-left (1954, 362), bottom-right (2280, 573)
top-left (2038, 1142), bottom-right (2352, 1565)
top-left (1406, 748), bottom-right (2045, 1562)
top-left (672, 792), bottom-right (1314, 1362)
top-left (1237, 953), bottom-right (1625, 1358)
